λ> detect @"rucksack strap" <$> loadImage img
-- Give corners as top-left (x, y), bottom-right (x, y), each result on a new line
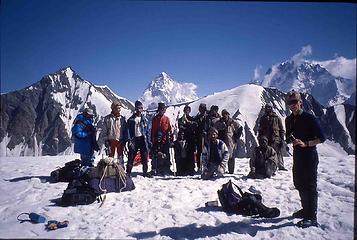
top-left (17, 213), bottom-right (30, 223)
top-left (229, 179), bottom-right (244, 196)
top-left (97, 157), bottom-right (128, 207)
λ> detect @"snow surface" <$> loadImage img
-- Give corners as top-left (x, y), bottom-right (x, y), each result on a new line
top-left (333, 105), bottom-right (355, 150)
top-left (0, 142), bottom-right (354, 239)
top-left (312, 57), bottom-right (356, 82)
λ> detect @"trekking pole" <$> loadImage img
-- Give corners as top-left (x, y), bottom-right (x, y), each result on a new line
top-left (170, 145), bottom-right (176, 176)
top-left (200, 134), bottom-right (205, 173)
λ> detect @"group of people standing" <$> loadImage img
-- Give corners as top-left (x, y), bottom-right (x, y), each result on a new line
top-left (71, 100), bottom-right (244, 179)
top-left (71, 89), bottom-right (325, 228)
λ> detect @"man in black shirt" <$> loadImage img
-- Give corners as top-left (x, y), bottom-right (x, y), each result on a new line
top-left (285, 90), bottom-right (325, 228)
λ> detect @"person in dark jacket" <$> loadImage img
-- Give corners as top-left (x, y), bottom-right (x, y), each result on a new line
top-left (174, 130), bottom-right (195, 176)
top-left (214, 109), bottom-right (243, 174)
top-left (247, 136), bottom-right (278, 179)
top-left (207, 105), bottom-right (220, 128)
top-left (150, 102), bottom-right (173, 175)
top-left (194, 103), bottom-right (209, 172)
top-left (72, 108), bottom-right (99, 167)
top-left (177, 105), bottom-right (196, 175)
top-left (126, 100), bottom-right (151, 177)
top-left (258, 103), bottom-right (287, 170)
top-left (285, 90), bottom-right (325, 228)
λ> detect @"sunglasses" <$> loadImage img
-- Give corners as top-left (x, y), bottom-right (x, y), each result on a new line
top-left (287, 99), bottom-right (299, 105)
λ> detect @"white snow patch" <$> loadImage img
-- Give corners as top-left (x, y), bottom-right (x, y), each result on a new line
top-left (0, 150), bottom-right (353, 239)
top-left (333, 105), bottom-right (355, 150)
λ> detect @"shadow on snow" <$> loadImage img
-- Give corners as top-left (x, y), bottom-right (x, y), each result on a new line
top-left (130, 216), bottom-right (294, 239)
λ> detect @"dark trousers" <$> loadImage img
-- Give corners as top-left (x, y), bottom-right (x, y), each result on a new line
top-left (127, 136), bottom-right (148, 174)
top-left (228, 157), bottom-right (235, 174)
top-left (151, 142), bottom-right (171, 174)
top-left (175, 143), bottom-right (195, 175)
top-left (293, 148), bottom-right (319, 220)
top-left (195, 136), bottom-right (204, 170)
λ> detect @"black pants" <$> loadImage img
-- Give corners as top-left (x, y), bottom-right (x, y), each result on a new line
top-left (151, 142), bottom-right (171, 174)
top-left (293, 148), bottom-right (319, 220)
top-left (127, 136), bottom-right (148, 173)
top-left (195, 136), bottom-right (204, 170)
top-left (175, 142), bottom-right (195, 175)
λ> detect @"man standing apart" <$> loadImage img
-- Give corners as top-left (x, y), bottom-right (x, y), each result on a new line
top-left (126, 101), bottom-right (151, 177)
top-left (151, 102), bottom-right (173, 175)
top-left (258, 103), bottom-right (287, 171)
top-left (285, 90), bottom-right (325, 228)
top-left (100, 102), bottom-right (128, 166)
top-left (72, 108), bottom-right (99, 167)
top-left (214, 109), bottom-right (242, 174)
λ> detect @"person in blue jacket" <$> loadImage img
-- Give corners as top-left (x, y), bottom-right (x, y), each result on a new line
top-left (71, 108), bottom-right (99, 167)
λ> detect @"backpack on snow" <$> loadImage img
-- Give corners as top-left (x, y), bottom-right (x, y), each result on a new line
top-left (50, 159), bottom-right (82, 183)
top-left (88, 157), bottom-right (135, 194)
top-left (60, 179), bottom-right (100, 206)
top-left (217, 180), bottom-right (280, 218)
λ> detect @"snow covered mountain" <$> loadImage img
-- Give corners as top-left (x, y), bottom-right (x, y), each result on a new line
top-left (1, 68), bottom-right (354, 157)
top-left (162, 84), bottom-right (355, 156)
top-left (256, 60), bottom-right (355, 107)
top-left (140, 72), bottom-right (198, 110)
top-left (0, 67), bottom-right (134, 157)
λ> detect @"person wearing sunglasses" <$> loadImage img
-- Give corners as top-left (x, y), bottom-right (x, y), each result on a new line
top-left (285, 90), bottom-right (325, 228)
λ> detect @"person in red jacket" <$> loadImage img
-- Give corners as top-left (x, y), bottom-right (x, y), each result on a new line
top-left (150, 102), bottom-right (173, 175)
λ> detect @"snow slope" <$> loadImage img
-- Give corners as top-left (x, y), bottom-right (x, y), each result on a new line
top-left (0, 143), bottom-right (354, 239)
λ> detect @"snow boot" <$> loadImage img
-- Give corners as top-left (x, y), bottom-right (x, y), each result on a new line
top-left (292, 209), bottom-right (305, 218)
top-left (296, 219), bottom-right (318, 228)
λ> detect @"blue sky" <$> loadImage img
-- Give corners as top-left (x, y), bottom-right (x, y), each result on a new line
top-left (1, 1), bottom-right (356, 101)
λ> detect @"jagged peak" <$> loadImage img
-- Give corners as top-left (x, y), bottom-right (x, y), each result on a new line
top-left (155, 72), bottom-right (174, 83)
top-left (158, 71), bottom-right (170, 78)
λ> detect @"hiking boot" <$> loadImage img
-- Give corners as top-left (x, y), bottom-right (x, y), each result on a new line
top-left (292, 209), bottom-right (305, 218)
top-left (143, 172), bottom-right (152, 178)
top-left (296, 219), bottom-right (318, 228)
top-left (163, 169), bottom-right (173, 176)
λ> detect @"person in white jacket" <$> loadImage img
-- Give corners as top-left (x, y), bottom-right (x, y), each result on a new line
top-left (100, 102), bottom-right (128, 165)
top-left (201, 127), bottom-right (229, 180)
